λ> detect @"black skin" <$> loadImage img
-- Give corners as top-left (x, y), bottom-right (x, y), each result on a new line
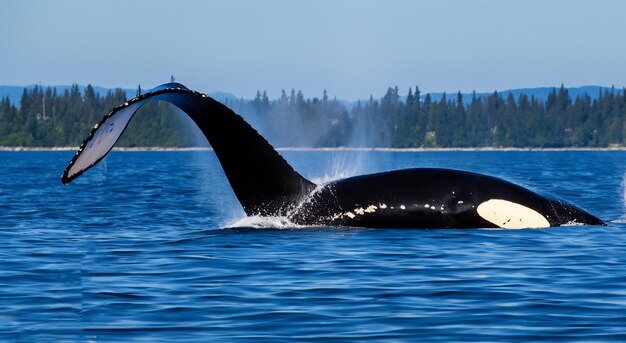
top-left (289, 168), bottom-right (605, 228)
top-left (63, 84), bottom-right (606, 229)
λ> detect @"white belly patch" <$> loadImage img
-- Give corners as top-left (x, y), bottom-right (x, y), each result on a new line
top-left (476, 199), bottom-right (551, 229)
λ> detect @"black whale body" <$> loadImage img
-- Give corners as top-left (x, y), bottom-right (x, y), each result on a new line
top-left (61, 82), bottom-right (605, 229)
top-left (292, 169), bottom-right (604, 228)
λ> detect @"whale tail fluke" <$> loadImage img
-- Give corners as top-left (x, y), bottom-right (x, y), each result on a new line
top-left (62, 83), bottom-right (316, 216)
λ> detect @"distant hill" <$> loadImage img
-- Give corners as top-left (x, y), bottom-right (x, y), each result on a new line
top-left (0, 85), bottom-right (135, 106)
top-left (426, 86), bottom-right (624, 104)
top-left (0, 85), bottom-right (239, 107)
top-left (337, 86), bottom-right (625, 110)
top-left (1, 84), bottom-right (623, 109)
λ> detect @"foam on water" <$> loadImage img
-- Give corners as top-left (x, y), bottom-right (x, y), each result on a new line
top-left (227, 182), bottom-right (331, 229)
top-left (226, 215), bottom-right (306, 229)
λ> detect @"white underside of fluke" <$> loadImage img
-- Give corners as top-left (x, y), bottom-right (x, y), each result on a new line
top-left (477, 199), bottom-right (550, 229)
top-left (67, 100), bottom-right (145, 179)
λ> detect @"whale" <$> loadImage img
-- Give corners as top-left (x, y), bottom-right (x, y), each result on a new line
top-left (61, 82), bottom-right (605, 229)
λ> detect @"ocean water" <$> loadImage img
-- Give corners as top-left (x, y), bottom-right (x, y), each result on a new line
top-left (1, 150), bottom-right (626, 342)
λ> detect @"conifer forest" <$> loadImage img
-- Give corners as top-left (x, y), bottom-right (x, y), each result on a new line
top-left (1, 84), bottom-right (625, 148)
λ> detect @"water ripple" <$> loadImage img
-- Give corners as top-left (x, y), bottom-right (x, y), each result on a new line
top-left (2, 151), bottom-right (626, 341)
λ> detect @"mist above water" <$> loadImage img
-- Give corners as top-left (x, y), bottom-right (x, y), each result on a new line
top-left (227, 89), bottom-right (348, 147)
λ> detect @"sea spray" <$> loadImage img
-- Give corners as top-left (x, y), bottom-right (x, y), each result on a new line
top-left (311, 152), bottom-right (364, 184)
top-left (615, 171), bottom-right (626, 224)
top-left (226, 215), bottom-right (306, 229)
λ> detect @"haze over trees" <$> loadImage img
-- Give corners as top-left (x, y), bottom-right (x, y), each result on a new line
top-left (1, 84), bottom-right (625, 148)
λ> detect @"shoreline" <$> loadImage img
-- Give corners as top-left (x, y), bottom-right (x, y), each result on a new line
top-left (3, 146), bottom-right (626, 152)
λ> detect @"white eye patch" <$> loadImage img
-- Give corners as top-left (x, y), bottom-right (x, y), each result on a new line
top-left (477, 199), bottom-right (550, 229)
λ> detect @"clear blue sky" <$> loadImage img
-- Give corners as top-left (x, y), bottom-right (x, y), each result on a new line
top-left (1, 0), bottom-right (625, 100)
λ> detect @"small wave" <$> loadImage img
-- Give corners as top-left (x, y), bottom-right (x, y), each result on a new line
top-left (225, 215), bottom-right (307, 229)
top-left (560, 221), bottom-right (587, 227)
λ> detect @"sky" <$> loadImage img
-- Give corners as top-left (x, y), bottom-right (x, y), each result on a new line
top-left (1, 0), bottom-right (625, 100)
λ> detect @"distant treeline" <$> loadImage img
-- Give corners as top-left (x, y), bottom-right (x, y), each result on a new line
top-left (1, 84), bottom-right (625, 148)
top-left (0, 85), bottom-right (198, 147)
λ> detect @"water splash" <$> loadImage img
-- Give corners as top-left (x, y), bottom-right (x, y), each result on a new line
top-left (226, 215), bottom-right (306, 229)
top-left (227, 154), bottom-right (363, 229)
top-left (226, 182), bottom-right (328, 229)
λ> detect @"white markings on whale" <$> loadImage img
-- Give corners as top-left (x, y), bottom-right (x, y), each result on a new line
top-left (477, 199), bottom-right (550, 229)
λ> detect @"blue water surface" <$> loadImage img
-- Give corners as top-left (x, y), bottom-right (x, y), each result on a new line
top-left (1, 150), bottom-right (626, 342)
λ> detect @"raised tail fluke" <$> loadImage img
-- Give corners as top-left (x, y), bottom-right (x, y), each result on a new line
top-left (62, 82), bottom-right (316, 216)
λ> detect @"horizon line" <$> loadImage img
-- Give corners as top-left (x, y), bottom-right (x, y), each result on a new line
top-left (2, 83), bottom-right (626, 102)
